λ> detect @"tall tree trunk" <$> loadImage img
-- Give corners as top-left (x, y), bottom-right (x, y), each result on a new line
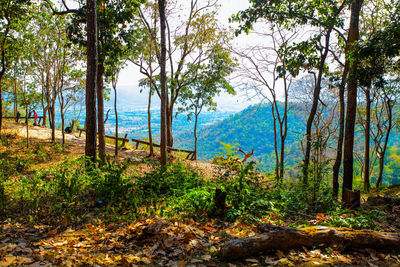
top-left (85, 0), bottom-right (98, 164)
top-left (51, 101), bottom-right (56, 142)
top-left (343, 0), bottom-right (363, 201)
top-left (148, 86), bottom-right (153, 156)
top-left (42, 104), bottom-right (49, 126)
top-left (0, 83), bottom-right (3, 132)
top-left (302, 29), bottom-right (332, 184)
top-left (48, 107), bottom-right (53, 129)
top-left (61, 110), bottom-right (65, 145)
top-left (0, 46), bottom-right (6, 132)
top-left (279, 128), bottom-right (285, 180)
top-left (376, 98), bottom-right (392, 188)
top-left (13, 80), bottom-right (17, 116)
top-left (271, 105), bottom-right (280, 180)
top-left (279, 82), bottom-right (289, 180)
top-left (25, 108), bottom-right (29, 148)
top-left (0, 17), bottom-right (10, 132)
top-left (113, 84), bottom-right (118, 157)
top-left (97, 62), bottom-right (106, 162)
top-left (194, 112), bottom-right (199, 161)
top-left (332, 63), bottom-right (349, 197)
top-left (167, 104), bottom-right (173, 147)
top-left (158, 0), bottom-right (168, 165)
top-left (363, 83), bottom-right (371, 191)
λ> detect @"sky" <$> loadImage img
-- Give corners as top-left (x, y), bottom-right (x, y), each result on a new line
top-left (115, 0), bottom-right (257, 111)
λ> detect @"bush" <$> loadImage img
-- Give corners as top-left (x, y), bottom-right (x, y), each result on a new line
top-left (89, 158), bottom-right (133, 205)
top-left (170, 186), bottom-right (214, 218)
top-left (135, 162), bottom-right (203, 201)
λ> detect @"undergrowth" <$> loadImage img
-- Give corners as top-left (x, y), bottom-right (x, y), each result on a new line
top-left (0, 133), bottom-right (388, 230)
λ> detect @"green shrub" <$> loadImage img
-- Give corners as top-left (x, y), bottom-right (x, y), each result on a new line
top-left (170, 186), bottom-right (214, 218)
top-left (89, 158), bottom-right (132, 204)
top-left (135, 162), bottom-right (202, 201)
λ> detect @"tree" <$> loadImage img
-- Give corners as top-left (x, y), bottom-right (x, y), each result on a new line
top-left (0, 0), bottom-right (31, 131)
top-left (179, 45), bottom-right (235, 160)
top-left (135, 0), bottom-right (233, 148)
top-left (353, 0), bottom-right (400, 189)
top-left (341, 0), bottom-right (364, 204)
top-left (85, 0), bottom-right (98, 164)
top-left (235, 27), bottom-right (294, 181)
top-left (138, 78), bottom-right (156, 156)
top-left (105, 60), bottom-right (126, 158)
top-left (233, 0), bottom-right (347, 184)
top-left (26, 4), bottom-right (84, 143)
top-left (371, 88), bottom-right (397, 188)
top-left (158, 0), bottom-right (167, 165)
top-left (67, 0), bottom-right (144, 162)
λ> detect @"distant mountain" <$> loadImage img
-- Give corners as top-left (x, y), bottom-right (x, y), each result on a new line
top-left (175, 103), bottom-right (307, 171)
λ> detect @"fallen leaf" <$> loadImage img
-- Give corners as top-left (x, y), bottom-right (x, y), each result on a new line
top-left (276, 250), bottom-right (285, 259)
top-left (190, 258), bottom-right (203, 263)
top-left (201, 254), bottom-right (211, 261)
top-left (245, 258), bottom-right (258, 263)
top-left (201, 226), bottom-right (216, 232)
top-left (0, 256), bottom-right (16, 267)
top-left (47, 228), bottom-right (58, 236)
top-left (265, 256), bottom-right (274, 264)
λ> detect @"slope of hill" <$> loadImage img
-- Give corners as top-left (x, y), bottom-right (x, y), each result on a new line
top-left (175, 103), bottom-right (306, 170)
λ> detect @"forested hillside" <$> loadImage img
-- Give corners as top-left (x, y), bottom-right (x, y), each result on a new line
top-left (176, 103), bottom-right (305, 170)
top-left (177, 102), bottom-right (400, 185)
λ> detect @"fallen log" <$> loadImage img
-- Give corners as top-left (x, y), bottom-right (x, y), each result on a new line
top-left (220, 226), bottom-right (400, 259)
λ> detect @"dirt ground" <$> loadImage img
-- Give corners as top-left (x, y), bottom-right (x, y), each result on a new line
top-left (2, 120), bottom-right (218, 178)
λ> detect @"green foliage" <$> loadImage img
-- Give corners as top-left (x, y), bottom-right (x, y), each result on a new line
top-left (170, 187), bottom-right (214, 219)
top-left (89, 158), bottom-right (132, 205)
top-left (135, 162), bottom-right (203, 201)
top-left (1, 157), bottom-right (138, 224)
top-left (324, 209), bottom-right (385, 230)
top-left (178, 103), bottom-right (305, 171)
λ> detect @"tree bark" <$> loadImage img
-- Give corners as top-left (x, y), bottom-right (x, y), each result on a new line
top-left (0, 7), bottom-right (10, 132)
top-left (363, 83), bottom-right (371, 191)
top-left (194, 112), bottom-right (199, 161)
top-left (167, 103), bottom-right (173, 147)
top-left (25, 108), bottom-right (29, 148)
top-left (159, 0), bottom-right (168, 165)
top-left (332, 63), bottom-right (349, 197)
top-left (0, 42), bottom-right (7, 132)
top-left (343, 0), bottom-right (363, 201)
top-left (148, 86), bottom-right (153, 156)
top-left (376, 98), bottom-right (392, 188)
top-left (85, 0), bottom-right (98, 164)
top-left (279, 83), bottom-right (288, 180)
top-left (272, 105), bottom-right (280, 180)
top-left (51, 100), bottom-right (56, 142)
top-left (113, 83), bottom-right (118, 158)
top-left (220, 226), bottom-right (400, 260)
top-left (97, 62), bottom-right (106, 162)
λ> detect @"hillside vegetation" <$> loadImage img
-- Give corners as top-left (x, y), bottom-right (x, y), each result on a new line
top-left (1, 121), bottom-right (400, 266)
top-left (176, 103), bottom-right (305, 170)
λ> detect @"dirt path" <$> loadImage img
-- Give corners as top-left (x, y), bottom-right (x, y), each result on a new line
top-left (2, 120), bottom-right (218, 178)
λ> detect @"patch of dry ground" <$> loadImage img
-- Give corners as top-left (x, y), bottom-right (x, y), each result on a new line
top-left (1, 217), bottom-right (400, 266)
top-left (2, 120), bottom-right (219, 178)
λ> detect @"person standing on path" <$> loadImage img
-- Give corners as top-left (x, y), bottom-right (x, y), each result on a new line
top-left (33, 110), bottom-right (38, 126)
top-left (16, 110), bottom-right (21, 123)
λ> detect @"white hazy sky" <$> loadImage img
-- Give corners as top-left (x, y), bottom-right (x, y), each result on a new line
top-left (116, 0), bottom-right (257, 110)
